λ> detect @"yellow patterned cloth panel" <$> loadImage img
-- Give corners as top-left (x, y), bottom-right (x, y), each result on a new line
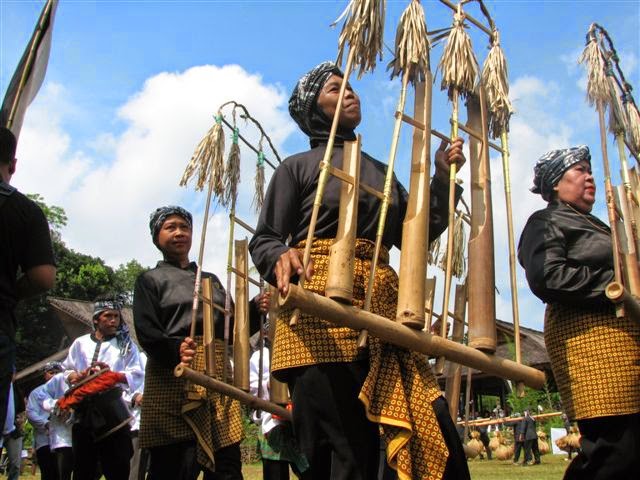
top-left (139, 337), bottom-right (243, 472)
top-left (545, 303), bottom-right (640, 420)
top-left (273, 238), bottom-right (448, 480)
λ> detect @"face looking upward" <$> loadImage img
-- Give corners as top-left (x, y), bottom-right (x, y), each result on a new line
top-left (157, 214), bottom-right (193, 265)
top-left (316, 74), bottom-right (361, 130)
top-left (554, 160), bottom-right (596, 213)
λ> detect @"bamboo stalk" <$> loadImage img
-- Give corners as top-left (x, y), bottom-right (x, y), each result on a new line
top-left (290, 49), bottom-right (356, 326)
top-left (605, 281), bottom-right (640, 323)
top-left (280, 284), bottom-right (546, 389)
top-left (463, 368), bottom-right (473, 440)
top-left (222, 197), bottom-right (237, 381)
top-left (267, 285), bottom-right (289, 405)
top-left (445, 283), bottom-right (467, 421)
top-left (424, 277), bottom-right (437, 331)
top-left (233, 239), bottom-right (250, 391)
top-left (175, 365), bottom-right (292, 421)
top-left (201, 277), bottom-right (216, 376)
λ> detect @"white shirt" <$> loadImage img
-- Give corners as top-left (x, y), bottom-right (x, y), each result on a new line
top-left (26, 384), bottom-right (50, 450)
top-left (249, 347), bottom-right (279, 435)
top-left (122, 351), bottom-right (147, 431)
top-left (40, 373), bottom-right (72, 450)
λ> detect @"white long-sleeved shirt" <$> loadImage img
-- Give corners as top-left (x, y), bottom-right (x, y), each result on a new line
top-left (122, 351), bottom-right (147, 431)
top-left (62, 333), bottom-right (143, 393)
top-left (249, 347), bottom-right (279, 435)
top-left (40, 372), bottom-right (72, 450)
top-left (26, 384), bottom-right (50, 450)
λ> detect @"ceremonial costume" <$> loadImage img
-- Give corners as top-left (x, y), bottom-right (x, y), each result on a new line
top-left (40, 372), bottom-right (73, 480)
top-left (62, 299), bottom-right (142, 480)
top-left (249, 62), bottom-right (470, 480)
top-left (134, 206), bottom-right (262, 480)
top-left (518, 146), bottom-right (640, 479)
top-left (0, 179), bottom-right (54, 429)
top-left (26, 383), bottom-right (57, 480)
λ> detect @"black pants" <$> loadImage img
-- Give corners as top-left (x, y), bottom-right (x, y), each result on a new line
top-left (36, 446), bottom-right (58, 480)
top-left (564, 413), bottom-right (640, 480)
top-left (513, 441), bottom-right (525, 463)
top-left (0, 334), bottom-right (15, 432)
top-left (72, 423), bottom-right (133, 480)
top-left (524, 438), bottom-right (540, 464)
top-left (262, 458), bottom-right (291, 480)
top-left (479, 431), bottom-right (492, 460)
top-left (147, 440), bottom-right (242, 480)
top-left (54, 447), bottom-right (73, 480)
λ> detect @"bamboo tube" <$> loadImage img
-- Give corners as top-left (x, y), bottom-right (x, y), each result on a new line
top-left (356, 69), bottom-right (412, 347)
top-left (466, 87), bottom-right (497, 353)
top-left (267, 285), bottom-right (289, 405)
top-left (460, 411), bottom-right (563, 427)
top-left (445, 283), bottom-right (467, 421)
top-left (233, 239), bottom-right (250, 391)
top-left (605, 281), bottom-right (640, 323)
top-left (614, 185), bottom-right (640, 296)
top-left (291, 49), bottom-right (356, 326)
top-left (175, 365), bottom-right (292, 422)
top-left (424, 277), bottom-right (436, 331)
top-left (279, 284), bottom-right (546, 389)
top-left (396, 78), bottom-right (433, 329)
top-left (463, 368), bottom-right (473, 441)
top-left (201, 277), bottom-right (216, 376)
top-left (326, 136), bottom-right (361, 302)
top-left (222, 197), bottom-right (237, 381)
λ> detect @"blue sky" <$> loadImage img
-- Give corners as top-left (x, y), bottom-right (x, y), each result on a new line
top-left (1, 0), bottom-right (639, 333)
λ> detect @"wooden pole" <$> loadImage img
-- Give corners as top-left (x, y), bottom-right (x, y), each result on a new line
top-left (445, 283), bottom-right (467, 421)
top-left (175, 365), bottom-right (292, 421)
top-left (279, 284), bottom-right (546, 389)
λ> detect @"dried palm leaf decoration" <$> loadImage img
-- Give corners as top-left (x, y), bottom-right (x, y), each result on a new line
top-left (481, 29), bottom-right (513, 139)
top-left (388, 0), bottom-right (430, 83)
top-left (253, 136), bottom-right (266, 213)
top-left (223, 110), bottom-right (241, 208)
top-left (625, 97), bottom-right (640, 155)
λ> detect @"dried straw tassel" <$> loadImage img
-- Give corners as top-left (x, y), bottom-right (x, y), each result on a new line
top-left (180, 113), bottom-right (225, 194)
top-left (607, 82), bottom-right (627, 135)
top-left (481, 30), bottom-right (514, 139)
top-left (387, 0), bottom-right (430, 84)
top-left (334, 0), bottom-right (385, 78)
top-left (579, 29), bottom-right (610, 109)
top-left (223, 127), bottom-right (241, 207)
top-left (438, 10), bottom-right (479, 100)
top-left (624, 98), bottom-right (640, 154)
top-left (253, 150), bottom-right (266, 213)
top-left (427, 235), bottom-right (441, 266)
top-left (438, 213), bottom-right (466, 278)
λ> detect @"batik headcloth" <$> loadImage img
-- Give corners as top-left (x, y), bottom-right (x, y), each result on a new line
top-left (149, 205), bottom-right (193, 242)
top-left (93, 297), bottom-right (124, 319)
top-left (42, 361), bottom-right (63, 374)
top-left (531, 145), bottom-right (591, 201)
top-left (289, 61), bottom-right (344, 138)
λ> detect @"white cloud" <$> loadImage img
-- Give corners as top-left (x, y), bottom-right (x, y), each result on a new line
top-left (14, 64), bottom-right (296, 278)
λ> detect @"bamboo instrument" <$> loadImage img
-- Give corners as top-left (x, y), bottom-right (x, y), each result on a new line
top-left (436, 1), bottom-right (479, 371)
top-left (459, 411), bottom-right (563, 427)
top-left (326, 137), bottom-right (361, 302)
top-left (267, 285), bottom-right (289, 405)
top-left (605, 281), bottom-right (640, 323)
top-left (462, 368), bottom-right (473, 441)
top-left (222, 198), bottom-right (237, 382)
top-left (292, 0), bottom-right (384, 326)
top-left (424, 277), bottom-right (437, 330)
top-left (279, 284), bottom-right (546, 389)
top-left (233, 239), bottom-right (250, 391)
top-left (397, 77), bottom-right (433, 329)
top-left (445, 282), bottom-right (467, 421)
top-left (465, 87), bottom-right (497, 353)
top-left (174, 365), bottom-right (292, 422)
top-left (201, 277), bottom-right (216, 376)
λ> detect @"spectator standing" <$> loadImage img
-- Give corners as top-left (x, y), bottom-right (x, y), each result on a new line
top-left (523, 410), bottom-right (540, 465)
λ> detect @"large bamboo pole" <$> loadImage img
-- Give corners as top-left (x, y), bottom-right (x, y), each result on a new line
top-left (201, 277), bottom-right (216, 376)
top-left (396, 78), bottom-right (433, 329)
top-left (267, 286), bottom-right (289, 405)
top-left (233, 239), bottom-right (250, 391)
top-left (466, 88), bottom-right (497, 353)
top-left (175, 365), bottom-right (292, 422)
top-left (279, 284), bottom-right (546, 389)
top-left (326, 137), bottom-right (361, 302)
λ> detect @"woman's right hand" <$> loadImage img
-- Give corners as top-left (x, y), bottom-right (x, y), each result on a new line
top-left (180, 337), bottom-right (197, 366)
top-left (274, 249), bottom-right (314, 296)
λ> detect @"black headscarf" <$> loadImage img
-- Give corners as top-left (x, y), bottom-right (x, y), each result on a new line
top-left (149, 205), bottom-right (193, 244)
top-left (531, 145), bottom-right (591, 201)
top-left (288, 61), bottom-right (357, 148)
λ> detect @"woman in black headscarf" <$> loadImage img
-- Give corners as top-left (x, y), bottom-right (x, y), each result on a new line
top-left (518, 146), bottom-right (640, 479)
top-left (249, 62), bottom-right (470, 480)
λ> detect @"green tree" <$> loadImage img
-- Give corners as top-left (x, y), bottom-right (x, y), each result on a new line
top-left (113, 260), bottom-right (148, 304)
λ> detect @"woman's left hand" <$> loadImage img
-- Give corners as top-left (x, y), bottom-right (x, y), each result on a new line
top-left (253, 291), bottom-right (271, 314)
top-left (434, 137), bottom-right (466, 183)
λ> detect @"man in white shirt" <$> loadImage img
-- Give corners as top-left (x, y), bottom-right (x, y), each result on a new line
top-left (63, 294), bottom-right (143, 480)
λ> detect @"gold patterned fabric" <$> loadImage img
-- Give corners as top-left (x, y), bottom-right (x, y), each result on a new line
top-left (139, 337), bottom-right (243, 472)
top-left (545, 303), bottom-right (640, 420)
top-left (273, 238), bottom-right (448, 480)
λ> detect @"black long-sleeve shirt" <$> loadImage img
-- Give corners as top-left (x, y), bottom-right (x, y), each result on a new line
top-left (518, 201), bottom-right (615, 307)
top-left (249, 144), bottom-right (461, 285)
top-left (133, 261), bottom-right (260, 368)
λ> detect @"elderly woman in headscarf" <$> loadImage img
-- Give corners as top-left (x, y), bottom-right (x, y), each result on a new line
top-left (518, 146), bottom-right (640, 479)
top-left (133, 205), bottom-right (269, 480)
top-left (249, 62), bottom-right (470, 479)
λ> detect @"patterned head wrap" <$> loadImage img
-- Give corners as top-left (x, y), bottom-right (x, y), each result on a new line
top-left (42, 361), bottom-right (63, 374)
top-left (531, 145), bottom-right (591, 201)
top-left (93, 297), bottom-right (123, 320)
top-left (148, 205), bottom-right (193, 243)
top-left (93, 294), bottom-right (132, 357)
top-left (289, 61), bottom-right (357, 147)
